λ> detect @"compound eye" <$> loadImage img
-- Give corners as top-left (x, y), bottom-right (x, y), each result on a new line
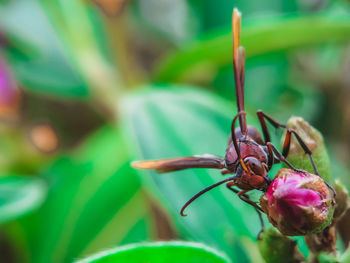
top-left (246, 157), bottom-right (265, 175)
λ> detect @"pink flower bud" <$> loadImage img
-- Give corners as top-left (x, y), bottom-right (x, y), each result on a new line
top-left (260, 168), bottom-right (335, 236)
top-left (0, 57), bottom-right (20, 114)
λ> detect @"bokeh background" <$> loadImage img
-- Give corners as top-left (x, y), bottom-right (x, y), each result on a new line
top-left (1, 0), bottom-right (350, 262)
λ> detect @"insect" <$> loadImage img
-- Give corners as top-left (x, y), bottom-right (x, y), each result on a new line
top-left (132, 8), bottom-right (328, 219)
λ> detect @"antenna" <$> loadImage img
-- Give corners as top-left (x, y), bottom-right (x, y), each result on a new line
top-left (180, 175), bottom-right (238, 216)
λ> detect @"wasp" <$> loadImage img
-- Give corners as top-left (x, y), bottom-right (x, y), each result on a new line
top-left (132, 8), bottom-right (327, 219)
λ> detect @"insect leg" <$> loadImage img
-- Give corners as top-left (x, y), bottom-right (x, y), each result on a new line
top-left (257, 110), bottom-right (286, 143)
top-left (266, 142), bottom-right (303, 173)
top-left (282, 129), bottom-right (319, 175)
top-left (281, 129), bottom-right (336, 196)
top-left (257, 111), bottom-right (320, 176)
top-left (266, 141), bottom-right (274, 171)
top-left (221, 169), bottom-right (232, 175)
top-left (238, 190), bottom-right (264, 213)
top-left (226, 183), bottom-right (263, 212)
top-left (226, 182), bottom-right (265, 230)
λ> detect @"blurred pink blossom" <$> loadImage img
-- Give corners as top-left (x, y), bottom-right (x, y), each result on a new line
top-left (0, 56), bottom-right (20, 114)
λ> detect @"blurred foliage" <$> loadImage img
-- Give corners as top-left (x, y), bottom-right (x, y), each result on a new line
top-left (0, 0), bottom-right (88, 98)
top-left (0, 0), bottom-right (350, 262)
top-left (4, 125), bottom-right (155, 263)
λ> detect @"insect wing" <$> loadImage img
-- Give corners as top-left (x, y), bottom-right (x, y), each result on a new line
top-left (131, 155), bottom-right (225, 173)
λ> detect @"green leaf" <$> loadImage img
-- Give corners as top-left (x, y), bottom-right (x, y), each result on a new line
top-left (122, 84), bottom-right (282, 262)
top-left (0, 0), bottom-right (88, 98)
top-left (75, 241), bottom-right (231, 263)
top-left (0, 176), bottom-right (47, 224)
top-left (155, 14), bottom-right (350, 82)
top-left (37, 0), bottom-right (120, 106)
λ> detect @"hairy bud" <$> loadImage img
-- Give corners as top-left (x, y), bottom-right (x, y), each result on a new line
top-left (260, 169), bottom-right (335, 236)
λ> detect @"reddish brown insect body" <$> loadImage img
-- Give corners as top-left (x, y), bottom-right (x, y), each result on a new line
top-left (225, 126), bottom-right (269, 191)
top-left (132, 8), bottom-right (326, 218)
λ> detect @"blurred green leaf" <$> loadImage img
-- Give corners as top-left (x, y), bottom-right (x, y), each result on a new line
top-left (38, 0), bottom-right (120, 109)
top-left (0, 176), bottom-right (46, 224)
top-left (191, 0), bottom-right (297, 31)
top-left (122, 84), bottom-right (282, 262)
top-left (133, 0), bottom-right (199, 44)
top-left (155, 14), bottom-right (350, 82)
top-left (75, 241), bottom-right (231, 263)
top-left (7, 125), bottom-right (153, 263)
top-left (0, 0), bottom-right (88, 97)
